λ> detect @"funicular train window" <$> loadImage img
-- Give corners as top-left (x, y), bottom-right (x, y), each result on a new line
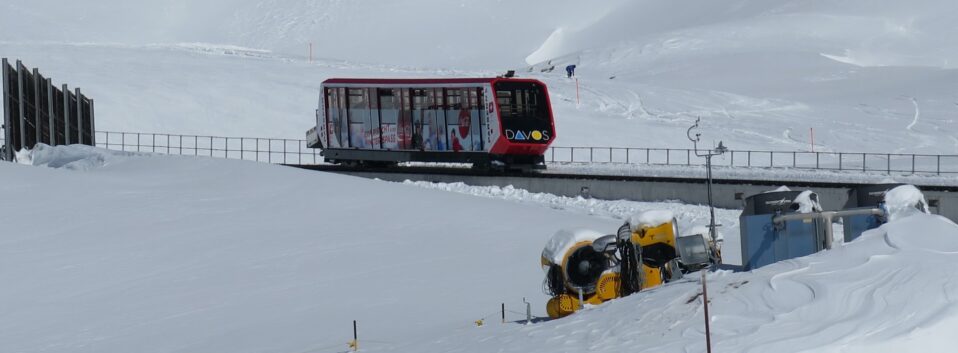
top-left (495, 81), bottom-right (550, 143)
top-left (325, 88), bottom-right (343, 148)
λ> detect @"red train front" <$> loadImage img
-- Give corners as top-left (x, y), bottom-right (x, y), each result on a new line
top-left (305, 77), bottom-right (556, 170)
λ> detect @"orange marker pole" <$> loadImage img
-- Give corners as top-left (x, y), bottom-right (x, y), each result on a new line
top-left (810, 127), bottom-right (815, 152)
top-left (576, 78), bottom-right (580, 105)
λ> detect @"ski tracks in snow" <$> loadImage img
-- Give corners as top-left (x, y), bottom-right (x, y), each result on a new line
top-left (906, 96), bottom-right (921, 130)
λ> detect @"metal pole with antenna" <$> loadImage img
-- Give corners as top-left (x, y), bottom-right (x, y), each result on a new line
top-left (687, 117), bottom-right (725, 353)
top-left (686, 117), bottom-right (728, 247)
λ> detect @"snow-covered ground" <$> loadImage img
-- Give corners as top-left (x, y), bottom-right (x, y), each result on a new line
top-left (5, 146), bottom-right (957, 353)
top-left (390, 212), bottom-right (958, 353)
top-left (1, 146), bottom-right (621, 353)
top-left (5, 1), bottom-right (958, 352)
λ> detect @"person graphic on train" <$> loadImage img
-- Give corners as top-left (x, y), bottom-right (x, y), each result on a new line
top-left (456, 105), bottom-right (472, 151)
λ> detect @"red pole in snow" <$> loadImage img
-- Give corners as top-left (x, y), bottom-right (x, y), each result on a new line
top-left (810, 127), bottom-right (815, 152)
top-left (703, 270), bottom-right (712, 353)
top-left (576, 78), bottom-right (580, 105)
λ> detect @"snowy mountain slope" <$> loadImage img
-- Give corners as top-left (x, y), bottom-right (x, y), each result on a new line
top-left (389, 212), bottom-right (958, 353)
top-left (4, 0), bottom-right (958, 154)
top-left (1, 146), bottom-right (627, 353)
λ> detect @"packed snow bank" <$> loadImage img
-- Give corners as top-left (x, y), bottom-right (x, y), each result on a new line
top-left (628, 209), bottom-right (674, 231)
top-left (404, 180), bottom-right (742, 265)
top-left (884, 184), bottom-right (931, 221)
top-left (17, 144), bottom-right (142, 170)
top-left (794, 190), bottom-right (823, 213)
top-left (391, 212), bottom-right (958, 353)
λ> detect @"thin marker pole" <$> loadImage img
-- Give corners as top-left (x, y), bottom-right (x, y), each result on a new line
top-left (702, 270), bottom-right (712, 353)
top-left (810, 127), bottom-right (815, 152)
top-left (575, 78), bottom-right (580, 105)
top-left (352, 320), bottom-right (358, 352)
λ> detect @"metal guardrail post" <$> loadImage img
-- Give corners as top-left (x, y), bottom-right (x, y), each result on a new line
top-left (792, 151), bottom-right (796, 168)
top-left (912, 154), bottom-right (916, 174)
top-left (938, 155), bottom-right (941, 175)
top-left (747, 150), bottom-right (751, 167)
top-left (862, 153), bottom-right (866, 172)
top-left (666, 148), bottom-right (670, 165)
top-left (816, 152), bottom-right (820, 169)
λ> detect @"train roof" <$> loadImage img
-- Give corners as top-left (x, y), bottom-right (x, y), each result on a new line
top-left (321, 77), bottom-right (544, 85)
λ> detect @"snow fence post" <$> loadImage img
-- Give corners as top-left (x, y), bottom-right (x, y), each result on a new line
top-left (349, 320), bottom-right (358, 351)
top-left (523, 297), bottom-right (532, 325)
top-left (501, 303), bottom-right (505, 323)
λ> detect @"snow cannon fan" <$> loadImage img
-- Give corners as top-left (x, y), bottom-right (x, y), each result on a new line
top-left (541, 230), bottom-right (622, 319)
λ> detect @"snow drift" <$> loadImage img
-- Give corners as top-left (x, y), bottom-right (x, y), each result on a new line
top-left (392, 212), bottom-right (958, 353)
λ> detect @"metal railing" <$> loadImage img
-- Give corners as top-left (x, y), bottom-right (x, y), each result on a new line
top-left (546, 146), bottom-right (958, 175)
top-left (2, 130), bottom-right (955, 175)
top-left (95, 131), bottom-right (322, 165)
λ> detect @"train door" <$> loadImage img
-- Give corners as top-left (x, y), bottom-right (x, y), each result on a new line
top-left (378, 88), bottom-right (399, 149)
top-left (337, 87), bottom-right (349, 148)
top-left (412, 89), bottom-right (431, 150)
top-left (367, 88), bottom-right (382, 149)
top-left (346, 88), bottom-right (370, 148)
top-left (467, 88), bottom-right (484, 151)
top-left (427, 88), bottom-right (447, 151)
top-left (398, 88), bottom-right (413, 150)
top-left (444, 88), bottom-right (473, 151)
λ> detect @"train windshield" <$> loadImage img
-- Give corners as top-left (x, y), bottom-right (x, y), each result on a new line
top-left (495, 81), bottom-right (552, 144)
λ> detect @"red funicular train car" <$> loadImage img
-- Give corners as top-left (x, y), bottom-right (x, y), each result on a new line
top-left (306, 77), bottom-right (556, 169)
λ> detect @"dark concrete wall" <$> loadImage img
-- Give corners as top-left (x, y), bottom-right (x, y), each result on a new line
top-left (336, 170), bottom-right (958, 222)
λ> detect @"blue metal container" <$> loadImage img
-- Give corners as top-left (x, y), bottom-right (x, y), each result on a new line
top-left (841, 184), bottom-right (898, 242)
top-left (739, 191), bottom-right (824, 271)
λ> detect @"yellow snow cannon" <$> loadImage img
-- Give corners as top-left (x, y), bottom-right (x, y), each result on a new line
top-left (541, 229), bottom-right (618, 319)
top-left (540, 212), bottom-right (685, 319)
